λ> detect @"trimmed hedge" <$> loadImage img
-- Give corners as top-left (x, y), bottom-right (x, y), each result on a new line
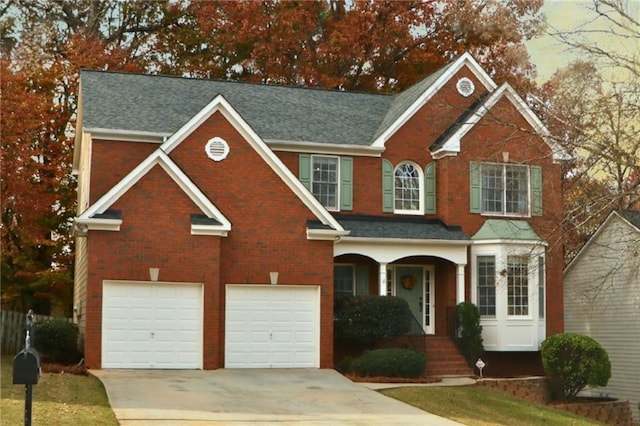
top-left (33, 319), bottom-right (81, 364)
top-left (541, 333), bottom-right (611, 401)
top-left (351, 348), bottom-right (426, 378)
top-left (334, 295), bottom-right (412, 346)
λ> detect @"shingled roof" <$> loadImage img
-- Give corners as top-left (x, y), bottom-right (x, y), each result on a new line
top-left (309, 215), bottom-right (468, 241)
top-left (81, 70), bottom-right (395, 146)
top-left (79, 55), bottom-right (469, 148)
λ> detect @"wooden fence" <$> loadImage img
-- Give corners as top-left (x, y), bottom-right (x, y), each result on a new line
top-left (1, 310), bottom-right (72, 355)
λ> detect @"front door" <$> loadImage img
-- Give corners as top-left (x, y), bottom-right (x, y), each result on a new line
top-left (394, 266), bottom-right (434, 334)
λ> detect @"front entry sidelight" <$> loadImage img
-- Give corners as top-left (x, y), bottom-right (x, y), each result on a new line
top-left (394, 266), bottom-right (435, 334)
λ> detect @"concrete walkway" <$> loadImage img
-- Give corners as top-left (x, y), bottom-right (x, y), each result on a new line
top-left (92, 369), bottom-right (467, 425)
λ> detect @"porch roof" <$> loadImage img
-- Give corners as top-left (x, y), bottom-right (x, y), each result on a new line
top-left (309, 215), bottom-right (469, 241)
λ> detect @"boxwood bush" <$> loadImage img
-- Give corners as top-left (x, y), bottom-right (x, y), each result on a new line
top-left (351, 348), bottom-right (426, 378)
top-left (455, 302), bottom-right (484, 366)
top-left (334, 295), bottom-right (412, 347)
top-left (541, 333), bottom-right (611, 401)
top-left (33, 319), bottom-right (81, 364)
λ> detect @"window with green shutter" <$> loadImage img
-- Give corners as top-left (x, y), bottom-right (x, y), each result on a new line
top-left (299, 154), bottom-right (352, 211)
top-left (470, 161), bottom-right (542, 217)
top-left (424, 162), bottom-right (436, 214)
top-left (382, 159), bottom-right (394, 213)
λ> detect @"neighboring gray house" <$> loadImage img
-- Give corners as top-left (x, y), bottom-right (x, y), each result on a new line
top-left (564, 210), bottom-right (640, 422)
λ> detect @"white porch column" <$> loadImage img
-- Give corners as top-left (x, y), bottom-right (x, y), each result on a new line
top-left (456, 264), bottom-right (466, 304)
top-left (379, 263), bottom-right (388, 296)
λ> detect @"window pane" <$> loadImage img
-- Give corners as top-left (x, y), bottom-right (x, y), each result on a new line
top-left (507, 255), bottom-right (528, 316)
top-left (312, 156), bottom-right (338, 209)
top-left (394, 163), bottom-right (420, 211)
top-left (505, 165), bottom-right (528, 214)
top-left (477, 256), bottom-right (496, 316)
top-left (481, 164), bottom-right (503, 213)
top-left (334, 265), bottom-right (354, 298)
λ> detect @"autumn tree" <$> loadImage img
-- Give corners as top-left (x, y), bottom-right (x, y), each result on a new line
top-left (534, 0), bottom-right (640, 262)
top-left (157, 0), bottom-right (544, 93)
top-left (0, 0), bottom-right (183, 314)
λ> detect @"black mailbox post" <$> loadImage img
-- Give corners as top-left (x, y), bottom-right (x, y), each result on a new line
top-left (13, 310), bottom-right (39, 426)
top-left (13, 348), bottom-right (40, 385)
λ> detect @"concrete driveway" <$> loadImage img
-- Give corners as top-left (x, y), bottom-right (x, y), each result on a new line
top-left (92, 369), bottom-right (463, 425)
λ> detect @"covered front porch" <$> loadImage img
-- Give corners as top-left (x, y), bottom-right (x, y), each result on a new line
top-left (332, 215), bottom-right (470, 337)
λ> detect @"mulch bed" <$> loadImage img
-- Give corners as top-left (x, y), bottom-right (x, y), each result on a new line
top-left (40, 362), bottom-right (88, 376)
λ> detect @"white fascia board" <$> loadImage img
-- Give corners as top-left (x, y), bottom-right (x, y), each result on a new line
top-left (160, 94), bottom-right (344, 233)
top-left (84, 128), bottom-right (169, 143)
top-left (306, 228), bottom-right (350, 241)
top-left (266, 139), bottom-right (384, 157)
top-left (191, 226), bottom-right (229, 237)
top-left (372, 52), bottom-right (498, 148)
top-left (75, 217), bottom-right (122, 231)
top-left (434, 83), bottom-right (569, 162)
top-left (77, 150), bottom-right (231, 232)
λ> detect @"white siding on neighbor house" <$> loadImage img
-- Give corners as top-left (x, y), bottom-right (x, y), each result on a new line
top-left (564, 214), bottom-right (640, 422)
top-left (73, 236), bottom-right (88, 342)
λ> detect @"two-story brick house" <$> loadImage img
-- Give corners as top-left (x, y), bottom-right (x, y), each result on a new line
top-left (73, 53), bottom-right (566, 373)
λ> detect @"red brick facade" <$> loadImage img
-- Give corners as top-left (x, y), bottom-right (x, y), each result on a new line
top-left (76, 54), bottom-right (565, 372)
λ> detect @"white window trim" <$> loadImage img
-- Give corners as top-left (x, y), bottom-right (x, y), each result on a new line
top-left (393, 161), bottom-right (424, 215)
top-left (311, 154), bottom-right (340, 212)
top-left (480, 162), bottom-right (531, 218)
top-left (471, 244), bottom-right (545, 320)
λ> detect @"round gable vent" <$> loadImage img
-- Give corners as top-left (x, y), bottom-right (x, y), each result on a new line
top-left (205, 137), bottom-right (229, 162)
top-left (456, 77), bottom-right (475, 97)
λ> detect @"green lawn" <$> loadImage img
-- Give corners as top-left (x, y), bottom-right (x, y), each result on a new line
top-left (381, 385), bottom-right (603, 426)
top-left (1, 356), bottom-right (117, 425)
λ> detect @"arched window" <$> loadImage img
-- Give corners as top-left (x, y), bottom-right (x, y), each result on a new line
top-left (394, 162), bottom-right (422, 213)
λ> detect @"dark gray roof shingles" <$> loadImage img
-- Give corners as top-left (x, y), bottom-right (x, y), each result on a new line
top-left (309, 215), bottom-right (468, 241)
top-left (81, 70), bottom-right (396, 145)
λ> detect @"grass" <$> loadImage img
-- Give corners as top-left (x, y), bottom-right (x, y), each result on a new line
top-left (381, 385), bottom-right (603, 426)
top-left (1, 356), bottom-right (117, 425)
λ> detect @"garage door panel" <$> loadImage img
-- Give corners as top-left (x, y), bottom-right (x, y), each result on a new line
top-left (102, 281), bottom-right (203, 369)
top-left (225, 285), bottom-right (319, 368)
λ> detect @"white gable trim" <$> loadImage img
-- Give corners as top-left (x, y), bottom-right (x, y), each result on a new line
top-left (160, 94), bottom-right (346, 236)
top-left (372, 52), bottom-right (497, 148)
top-left (76, 150), bottom-right (231, 235)
top-left (564, 211), bottom-right (640, 273)
top-left (431, 83), bottom-right (569, 162)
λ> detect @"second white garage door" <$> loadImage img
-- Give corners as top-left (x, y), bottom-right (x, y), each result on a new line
top-left (102, 281), bottom-right (203, 369)
top-left (225, 285), bottom-right (320, 368)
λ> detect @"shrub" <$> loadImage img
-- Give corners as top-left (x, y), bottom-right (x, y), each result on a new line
top-left (334, 296), bottom-right (412, 347)
top-left (541, 333), bottom-right (611, 401)
top-left (351, 348), bottom-right (426, 378)
top-left (33, 319), bottom-right (81, 364)
top-left (455, 302), bottom-right (484, 367)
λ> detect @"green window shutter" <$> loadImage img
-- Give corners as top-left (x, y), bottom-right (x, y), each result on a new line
top-left (382, 159), bottom-right (394, 213)
top-left (424, 162), bottom-right (436, 214)
top-left (356, 264), bottom-right (369, 296)
top-left (299, 154), bottom-right (311, 191)
top-left (469, 162), bottom-right (481, 213)
top-left (340, 157), bottom-right (353, 211)
top-left (531, 165), bottom-right (543, 216)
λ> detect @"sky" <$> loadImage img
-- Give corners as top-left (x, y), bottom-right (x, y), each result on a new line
top-left (525, 0), bottom-right (640, 83)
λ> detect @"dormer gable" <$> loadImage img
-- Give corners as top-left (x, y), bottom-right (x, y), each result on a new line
top-left (371, 52), bottom-right (497, 148)
top-left (430, 83), bottom-right (570, 162)
top-left (74, 150), bottom-right (231, 236)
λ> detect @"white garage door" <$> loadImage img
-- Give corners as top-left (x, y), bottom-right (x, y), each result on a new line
top-left (225, 285), bottom-right (320, 368)
top-left (102, 281), bottom-right (203, 369)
